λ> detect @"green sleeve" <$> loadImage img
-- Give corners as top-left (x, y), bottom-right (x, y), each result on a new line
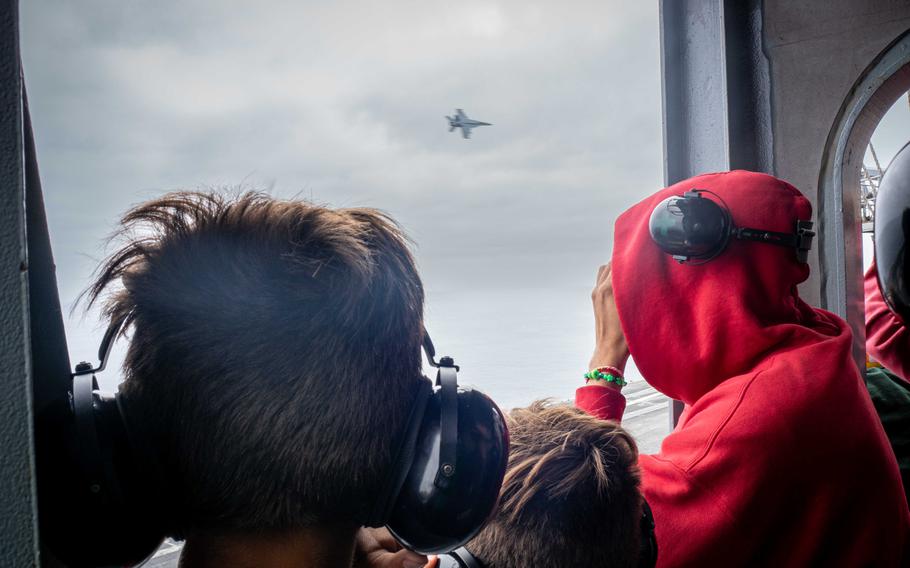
top-left (865, 366), bottom-right (910, 501)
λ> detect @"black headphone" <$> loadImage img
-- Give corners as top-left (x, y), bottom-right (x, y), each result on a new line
top-left (649, 189), bottom-right (815, 264)
top-left (369, 334), bottom-right (510, 555)
top-left (437, 500), bottom-right (658, 568)
top-left (38, 324), bottom-right (509, 566)
top-left (36, 321), bottom-right (170, 567)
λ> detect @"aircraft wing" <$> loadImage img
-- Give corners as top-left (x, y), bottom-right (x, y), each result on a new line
top-left (456, 109), bottom-right (467, 120)
top-left (461, 126), bottom-right (471, 139)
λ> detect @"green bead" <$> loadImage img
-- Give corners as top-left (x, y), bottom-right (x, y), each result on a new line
top-left (584, 369), bottom-right (627, 387)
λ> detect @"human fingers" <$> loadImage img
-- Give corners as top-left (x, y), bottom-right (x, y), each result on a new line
top-left (353, 528), bottom-right (431, 568)
top-left (383, 548), bottom-right (430, 568)
top-left (596, 263), bottom-right (610, 285)
top-left (592, 262), bottom-right (615, 303)
top-left (370, 527), bottom-right (403, 552)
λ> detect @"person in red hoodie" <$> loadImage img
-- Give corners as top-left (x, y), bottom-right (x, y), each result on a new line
top-left (576, 170), bottom-right (909, 566)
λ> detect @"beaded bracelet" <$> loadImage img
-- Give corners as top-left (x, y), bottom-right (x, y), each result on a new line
top-left (594, 365), bottom-right (624, 378)
top-left (583, 368), bottom-right (627, 387)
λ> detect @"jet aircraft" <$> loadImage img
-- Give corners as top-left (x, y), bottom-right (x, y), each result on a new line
top-left (446, 109), bottom-right (491, 139)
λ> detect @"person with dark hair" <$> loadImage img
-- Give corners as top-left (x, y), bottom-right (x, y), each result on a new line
top-left (577, 171), bottom-right (909, 566)
top-left (455, 401), bottom-right (646, 568)
top-left (85, 192), bottom-right (433, 568)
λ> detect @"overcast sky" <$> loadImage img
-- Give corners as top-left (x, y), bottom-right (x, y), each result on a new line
top-left (21, 2), bottom-right (908, 408)
top-left (19, 2), bottom-right (664, 403)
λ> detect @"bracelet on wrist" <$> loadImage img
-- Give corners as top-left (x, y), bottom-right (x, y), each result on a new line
top-left (592, 365), bottom-right (624, 378)
top-left (583, 367), bottom-right (627, 387)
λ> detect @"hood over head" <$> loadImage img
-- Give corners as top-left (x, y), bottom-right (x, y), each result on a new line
top-left (612, 170), bottom-right (839, 404)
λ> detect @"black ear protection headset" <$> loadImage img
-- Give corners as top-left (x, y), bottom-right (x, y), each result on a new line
top-left (38, 321), bottom-right (171, 568)
top-left (368, 334), bottom-right (510, 554)
top-left (437, 500), bottom-right (658, 568)
top-left (649, 189), bottom-right (815, 264)
top-left (40, 323), bottom-right (509, 566)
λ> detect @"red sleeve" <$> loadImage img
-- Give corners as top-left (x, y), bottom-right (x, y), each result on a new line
top-left (575, 384), bottom-right (626, 422)
top-left (865, 262), bottom-right (910, 383)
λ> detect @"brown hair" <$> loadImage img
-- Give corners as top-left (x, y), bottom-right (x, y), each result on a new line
top-left (86, 191), bottom-right (425, 533)
top-left (467, 400), bottom-right (642, 568)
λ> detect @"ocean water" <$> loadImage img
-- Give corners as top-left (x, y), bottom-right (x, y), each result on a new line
top-left (421, 284), bottom-right (646, 410)
top-left (84, 252), bottom-right (651, 418)
top-left (89, 282), bottom-right (648, 411)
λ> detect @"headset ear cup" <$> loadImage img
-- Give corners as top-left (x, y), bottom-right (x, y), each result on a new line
top-left (649, 193), bottom-right (732, 262)
top-left (96, 393), bottom-right (167, 565)
top-left (40, 377), bottom-right (165, 567)
top-left (386, 387), bottom-right (509, 554)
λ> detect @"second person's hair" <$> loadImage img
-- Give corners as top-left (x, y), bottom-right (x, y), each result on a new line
top-left (467, 400), bottom-right (642, 568)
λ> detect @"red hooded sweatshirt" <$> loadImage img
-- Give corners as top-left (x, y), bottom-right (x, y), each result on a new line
top-left (576, 171), bottom-right (909, 566)
top-left (866, 261), bottom-right (910, 383)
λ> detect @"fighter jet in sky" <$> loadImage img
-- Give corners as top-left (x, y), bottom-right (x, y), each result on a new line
top-left (446, 109), bottom-right (492, 139)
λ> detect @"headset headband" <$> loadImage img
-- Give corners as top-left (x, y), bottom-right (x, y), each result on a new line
top-left (72, 318), bottom-right (124, 376)
top-left (424, 334), bottom-right (460, 486)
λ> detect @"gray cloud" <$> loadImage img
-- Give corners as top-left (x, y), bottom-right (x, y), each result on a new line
top-left (21, 1), bottom-right (662, 403)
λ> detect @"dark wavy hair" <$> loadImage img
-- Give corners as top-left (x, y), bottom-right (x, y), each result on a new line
top-left (467, 401), bottom-right (642, 568)
top-left (86, 191), bottom-right (425, 533)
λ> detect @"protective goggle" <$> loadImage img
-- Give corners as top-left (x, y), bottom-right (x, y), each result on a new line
top-left (648, 189), bottom-right (815, 264)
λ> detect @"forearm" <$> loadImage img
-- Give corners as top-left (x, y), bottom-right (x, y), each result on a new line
top-left (583, 262), bottom-right (630, 421)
